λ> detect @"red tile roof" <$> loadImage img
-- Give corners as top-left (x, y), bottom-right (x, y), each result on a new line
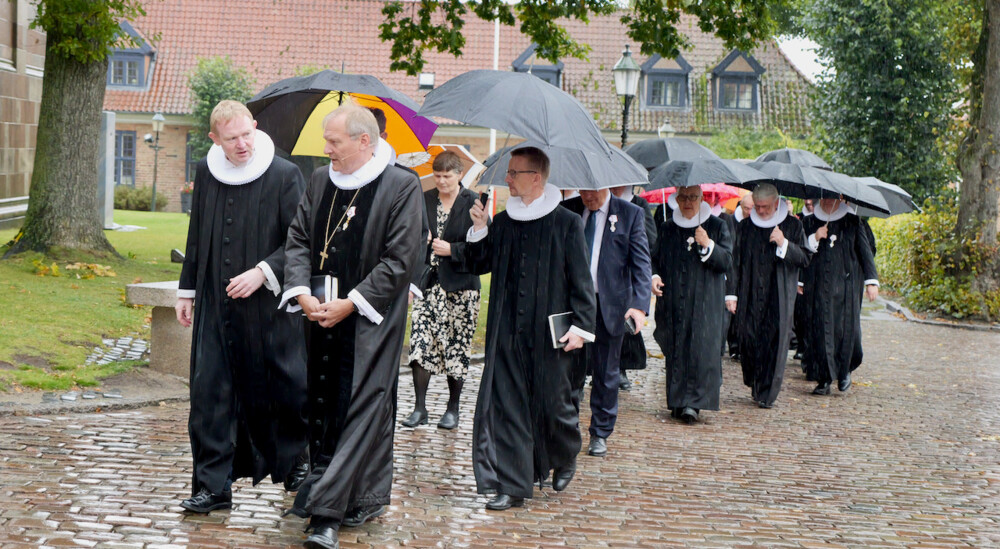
top-left (104, 0), bottom-right (812, 134)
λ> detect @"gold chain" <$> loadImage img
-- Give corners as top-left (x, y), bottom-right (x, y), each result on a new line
top-left (319, 187), bottom-right (362, 269)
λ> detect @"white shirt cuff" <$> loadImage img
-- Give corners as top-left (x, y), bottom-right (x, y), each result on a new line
top-left (177, 289), bottom-right (196, 299)
top-left (348, 289), bottom-right (384, 325)
top-left (256, 261), bottom-right (280, 296)
top-left (807, 234), bottom-right (819, 253)
top-left (725, 295), bottom-right (737, 302)
top-left (699, 240), bottom-right (715, 263)
top-left (569, 325), bottom-right (596, 343)
top-left (409, 283), bottom-right (423, 300)
top-left (279, 285), bottom-right (310, 312)
top-left (776, 239), bottom-right (789, 259)
top-left (652, 274), bottom-right (661, 282)
top-left (467, 225), bottom-right (488, 243)
top-left (864, 279), bottom-right (879, 287)
top-left (797, 281), bottom-right (804, 287)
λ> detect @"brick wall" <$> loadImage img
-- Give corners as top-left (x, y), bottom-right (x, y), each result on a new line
top-left (124, 124), bottom-right (192, 212)
top-left (0, 0), bottom-right (44, 207)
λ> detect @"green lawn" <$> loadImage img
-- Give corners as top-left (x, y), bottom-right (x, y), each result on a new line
top-left (0, 210), bottom-right (489, 392)
top-left (0, 210), bottom-right (188, 391)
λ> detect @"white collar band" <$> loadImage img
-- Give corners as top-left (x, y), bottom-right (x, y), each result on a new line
top-left (750, 199), bottom-right (789, 228)
top-left (507, 183), bottom-right (562, 221)
top-left (813, 201), bottom-right (852, 222)
top-left (329, 137), bottom-right (392, 190)
top-left (206, 130), bottom-right (275, 185)
top-left (734, 206), bottom-right (746, 222)
top-left (801, 206), bottom-right (814, 217)
top-left (671, 198), bottom-right (712, 228)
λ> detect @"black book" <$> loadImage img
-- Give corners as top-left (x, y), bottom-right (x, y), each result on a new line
top-left (548, 312), bottom-right (573, 349)
top-left (310, 275), bottom-right (338, 304)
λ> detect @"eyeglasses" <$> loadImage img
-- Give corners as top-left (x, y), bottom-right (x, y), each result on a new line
top-left (675, 194), bottom-right (701, 203)
top-left (505, 170), bottom-right (538, 178)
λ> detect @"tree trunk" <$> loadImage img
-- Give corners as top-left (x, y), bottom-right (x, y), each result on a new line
top-left (957, 0), bottom-right (1000, 250)
top-left (5, 44), bottom-right (116, 257)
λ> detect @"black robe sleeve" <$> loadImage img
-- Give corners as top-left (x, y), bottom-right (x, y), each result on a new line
top-left (178, 162), bottom-right (208, 293)
top-left (704, 219), bottom-right (734, 274)
top-left (856, 218), bottom-right (878, 282)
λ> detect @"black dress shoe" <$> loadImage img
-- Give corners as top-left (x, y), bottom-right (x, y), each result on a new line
top-left (341, 504), bottom-right (385, 527)
top-left (401, 409), bottom-right (428, 427)
top-left (757, 400), bottom-right (773, 409)
top-left (812, 382), bottom-right (832, 395)
top-left (552, 460), bottom-right (576, 492)
top-left (437, 410), bottom-right (459, 430)
top-left (619, 372), bottom-right (632, 392)
top-left (587, 436), bottom-right (607, 457)
top-left (680, 407), bottom-right (699, 424)
top-left (485, 493), bottom-right (524, 510)
top-left (284, 461), bottom-right (309, 492)
top-left (304, 522), bottom-right (339, 549)
top-left (838, 374), bottom-right (852, 392)
top-left (669, 408), bottom-right (681, 419)
top-left (793, 351), bottom-right (804, 361)
top-left (180, 488), bottom-right (232, 513)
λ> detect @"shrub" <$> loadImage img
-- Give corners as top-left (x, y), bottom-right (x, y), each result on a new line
top-left (870, 196), bottom-right (1000, 320)
top-left (114, 186), bottom-right (167, 212)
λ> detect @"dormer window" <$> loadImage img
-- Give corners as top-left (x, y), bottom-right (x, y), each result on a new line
top-left (106, 21), bottom-right (154, 89)
top-left (512, 44), bottom-right (563, 87)
top-left (641, 54), bottom-right (692, 109)
top-left (711, 50), bottom-right (765, 112)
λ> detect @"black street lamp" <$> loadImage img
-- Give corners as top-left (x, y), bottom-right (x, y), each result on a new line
top-left (613, 45), bottom-right (641, 149)
top-left (145, 112), bottom-right (165, 212)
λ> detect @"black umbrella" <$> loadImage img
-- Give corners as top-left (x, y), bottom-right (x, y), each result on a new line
top-left (648, 159), bottom-right (770, 191)
top-left (754, 148), bottom-right (831, 170)
top-left (247, 70), bottom-right (437, 157)
top-left (747, 161), bottom-right (890, 214)
top-left (418, 70), bottom-right (612, 155)
top-left (624, 137), bottom-right (720, 171)
top-left (476, 141), bottom-right (648, 191)
top-left (853, 176), bottom-right (919, 218)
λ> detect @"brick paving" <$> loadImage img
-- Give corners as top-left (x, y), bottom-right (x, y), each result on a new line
top-left (1, 316), bottom-right (999, 548)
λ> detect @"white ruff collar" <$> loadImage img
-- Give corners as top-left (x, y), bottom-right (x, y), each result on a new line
top-left (328, 137), bottom-right (392, 190)
top-left (710, 203), bottom-right (723, 216)
top-left (669, 194), bottom-right (712, 228)
top-left (750, 199), bottom-right (789, 228)
top-left (813, 201), bottom-right (852, 222)
top-left (206, 130), bottom-right (275, 185)
top-left (801, 206), bottom-right (814, 217)
top-left (734, 206), bottom-right (746, 222)
top-left (507, 183), bottom-right (562, 221)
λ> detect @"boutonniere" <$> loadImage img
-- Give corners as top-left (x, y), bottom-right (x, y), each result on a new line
top-left (609, 214), bottom-right (618, 233)
top-left (687, 236), bottom-right (695, 251)
top-left (343, 206), bottom-right (357, 231)
top-left (829, 234), bottom-right (838, 248)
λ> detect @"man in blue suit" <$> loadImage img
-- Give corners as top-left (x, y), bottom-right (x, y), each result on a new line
top-left (563, 189), bottom-right (652, 457)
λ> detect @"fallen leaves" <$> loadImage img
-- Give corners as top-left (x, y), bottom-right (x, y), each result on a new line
top-left (64, 263), bottom-right (117, 278)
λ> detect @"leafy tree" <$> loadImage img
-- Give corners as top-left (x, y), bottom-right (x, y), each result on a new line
top-left (804, 0), bottom-right (958, 203)
top-left (379, 0), bottom-right (790, 75)
top-left (5, 0), bottom-right (146, 256)
top-left (187, 56), bottom-right (255, 160)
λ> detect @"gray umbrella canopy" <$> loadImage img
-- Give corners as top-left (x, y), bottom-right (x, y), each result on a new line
top-left (648, 159), bottom-right (770, 191)
top-left (748, 161), bottom-right (890, 214)
top-left (419, 70), bottom-right (612, 155)
top-left (475, 141), bottom-right (649, 191)
top-left (754, 148), bottom-right (832, 170)
top-left (624, 137), bottom-right (720, 170)
top-left (853, 176), bottom-right (919, 218)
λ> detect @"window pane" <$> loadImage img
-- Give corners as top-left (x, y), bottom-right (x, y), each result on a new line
top-left (738, 83), bottom-right (753, 109)
top-left (664, 81), bottom-right (679, 106)
top-left (112, 61), bottom-right (124, 84)
top-left (126, 61), bottom-right (139, 85)
top-left (722, 82), bottom-right (738, 108)
top-left (650, 80), bottom-right (665, 105)
top-left (120, 162), bottom-right (134, 187)
top-left (121, 134), bottom-right (134, 157)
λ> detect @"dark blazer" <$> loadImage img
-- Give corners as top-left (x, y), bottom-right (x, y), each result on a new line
top-left (423, 187), bottom-right (481, 292)
top-left (562, 195), bottom-right (653, 337)
top-left (631, 194), bottom-right (657, 250)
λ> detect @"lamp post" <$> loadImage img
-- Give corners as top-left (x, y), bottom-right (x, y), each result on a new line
top-left (147, 112), bottom-right (165, 212)
top-left (613, 44), bottom-right (641, 149)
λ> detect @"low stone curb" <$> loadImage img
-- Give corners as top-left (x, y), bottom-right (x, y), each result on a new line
top-left (882, 297), bottom-right (1000, 333)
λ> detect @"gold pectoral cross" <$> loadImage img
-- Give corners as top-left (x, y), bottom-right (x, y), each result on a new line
top-left (319, 250), bottom-right (329, 270)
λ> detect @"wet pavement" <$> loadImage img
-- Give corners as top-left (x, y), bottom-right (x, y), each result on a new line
top-left (1, 314), bottom-right (999, 548)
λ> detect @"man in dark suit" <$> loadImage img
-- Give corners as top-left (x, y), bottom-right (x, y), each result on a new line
top-left (563, 189), bottom-right (651, 457)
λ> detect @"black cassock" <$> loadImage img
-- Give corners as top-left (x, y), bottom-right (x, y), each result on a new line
top-left (728, 210), bottom-right (809, 407)
top-left (460, 204), bottom-right (596, 499)
top-left (179, 156), bottom-right (308, 496)
top-left (800, 212), bottom-right (877, 384)
top-left (283, 164), bottom-right (422, 520)
top-left (653, 214), bottom-right (733, 411)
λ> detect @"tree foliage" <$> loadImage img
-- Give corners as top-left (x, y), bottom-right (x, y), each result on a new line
top-left (31, 0), bottom-right (146, 63)
top-left (804, 0), bottom-right (958, 203)
top-left (379, 0), bottom-right (789, 75)
top-left (187, 56), bottom-right (255, 160)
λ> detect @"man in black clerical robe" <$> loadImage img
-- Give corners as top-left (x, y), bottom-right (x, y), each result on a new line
top-left (280, 105), bottom-right (422, 549)
top-left (726, 184), bottom-right (809, 409)
top-left (801, 199), bottom-right (879, 395)
top-left (610, 185), bottom-right (656, 386)
top-left (652, 186), bottom-right (732, 423)
top-left (460, 147), bottom-right (596, 512)
top-left (176, 100), bottom-right (308, 513)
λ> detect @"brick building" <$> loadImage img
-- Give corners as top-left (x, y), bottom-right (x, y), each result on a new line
top-left (102, 0), bottom-right (813, 212)
top-left (0, 1), bottom-right (44, 229)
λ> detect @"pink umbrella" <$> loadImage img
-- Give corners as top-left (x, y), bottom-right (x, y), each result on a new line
top-left (639, 183), bottom-right (745, 205)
